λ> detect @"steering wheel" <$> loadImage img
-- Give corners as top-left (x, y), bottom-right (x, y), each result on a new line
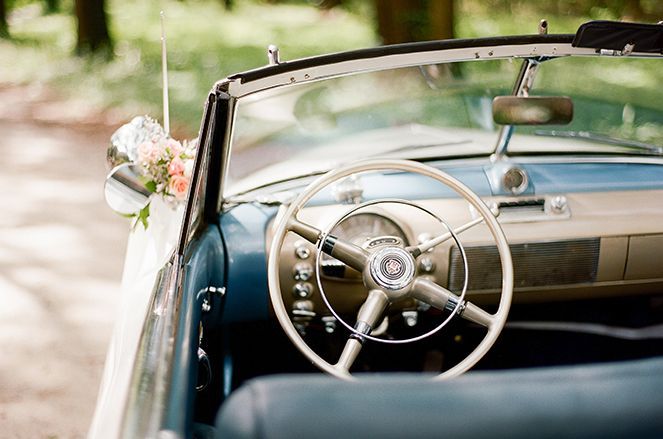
top-left (268, 159), bottom-right (513, 379)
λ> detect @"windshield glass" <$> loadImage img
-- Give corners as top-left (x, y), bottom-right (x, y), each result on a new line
top-left (513, 56), bottom-right (663, 152)
top-left (226, 55), bottom-right (662, 196)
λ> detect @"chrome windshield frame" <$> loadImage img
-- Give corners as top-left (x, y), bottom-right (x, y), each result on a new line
top-left (212, 35), bottom-right (662, 204)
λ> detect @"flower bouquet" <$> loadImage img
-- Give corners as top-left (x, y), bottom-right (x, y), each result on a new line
top-left (134, 134), bottom-right (196, 227)
top-left (107, 116), bottom-right (197, 228)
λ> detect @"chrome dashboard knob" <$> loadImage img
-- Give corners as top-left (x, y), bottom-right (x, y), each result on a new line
top-left (294, 241), bottom-right (311, 259)
top-left (549, 195), bottom-right (568, 213)
top-left (293, 262), bottom-right (313, 281)
top-left (292, 282), bottom-right (313, 299)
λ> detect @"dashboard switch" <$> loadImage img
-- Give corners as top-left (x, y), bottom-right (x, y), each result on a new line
top-left (294, 241), bottom-right (311, 259)
top-left (322, 316), bottom-right (337, 334)
top-left (292, 282), bottom-right (313, 298)
top-left (292, 299), bottom-right (315, 316)
top-left (402, 310), bottom-right (418, 327)
top-left (293, 262), bottom-right (313, 281)
top-left (419, 257), bottom-right (435, 273)
top-left (549, 195), bottom-right (568, 214)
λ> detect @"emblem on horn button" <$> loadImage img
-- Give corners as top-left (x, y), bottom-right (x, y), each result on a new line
top-left (370, 247), bottom-right (415, 291)
top-left (384, 258), bottom-right (404, 277)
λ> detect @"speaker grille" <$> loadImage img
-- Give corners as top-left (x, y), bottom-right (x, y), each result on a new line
top-left (448, 238), bottom-right (600, 291)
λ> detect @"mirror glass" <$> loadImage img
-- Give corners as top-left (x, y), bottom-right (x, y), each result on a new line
top-left (104, 163), bottom-right (151, 216)
top-left (492, 96), bottom-right (573, 125)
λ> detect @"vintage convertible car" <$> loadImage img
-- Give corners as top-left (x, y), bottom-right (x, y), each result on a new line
top-left (92, 20), bottom-right (663, 438)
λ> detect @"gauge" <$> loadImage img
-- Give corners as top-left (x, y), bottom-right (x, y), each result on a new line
top-left (502, 167), bottom-right (529, 195)
top-left (321, 213), bottom-right (408, 278)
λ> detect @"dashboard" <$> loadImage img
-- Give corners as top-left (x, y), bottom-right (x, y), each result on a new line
top-left (219, 158), bottom-right (663, 323)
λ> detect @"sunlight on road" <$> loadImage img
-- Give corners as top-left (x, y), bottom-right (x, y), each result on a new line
top-left (0, 117), bottom-right (129, 437)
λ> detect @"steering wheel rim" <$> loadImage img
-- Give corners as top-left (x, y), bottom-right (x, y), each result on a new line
top-left (268, 159), bottom-right (513, 380)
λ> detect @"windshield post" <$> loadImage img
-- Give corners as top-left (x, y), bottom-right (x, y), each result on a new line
top-left (492, 58), bottom-right (540, 161)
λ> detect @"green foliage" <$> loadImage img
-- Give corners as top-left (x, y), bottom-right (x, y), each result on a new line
top-left (0, 0), bottom-right (661, 138)
top-left (0, 0), bottom-right (375, 136)
top-left (137, 203), bottom-right (150, 229)
top-left (144, 180), bottom-right (157, 194)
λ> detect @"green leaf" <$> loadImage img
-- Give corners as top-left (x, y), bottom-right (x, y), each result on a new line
top-left (145, 180), bottom-right (157, 193)
top-left (137, 203), bottom-right (151, 229)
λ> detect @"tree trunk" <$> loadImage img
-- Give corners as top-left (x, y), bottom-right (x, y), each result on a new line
top-left (0, 0), bottom-right (8, 38)
top-left (375, 0), bottom-right (454, 45)
top-left (44, 0), bottom-right (59, 14)
top-left (75, 0), bottom-right (112, 56)
top-left (429, 0), bottom-right (454, 40)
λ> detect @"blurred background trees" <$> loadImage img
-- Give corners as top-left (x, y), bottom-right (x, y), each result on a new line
top-left (0, 0), bottom-right (8, 37)
top-left (375, 0), bottom-right (454, 44)
top-left (0, 0), bottom-right (660, 135)
top-left (1, 0), bottom-right (661, 53)
top-left (74, 0), bottom-right (112, 56)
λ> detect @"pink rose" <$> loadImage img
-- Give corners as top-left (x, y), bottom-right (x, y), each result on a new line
top-left (169, 175), bottom-right (189, 200)
top-left (137, 141), bottom-right (153, 164)
top-left (166, 138), bottom-right (183, 156)
top-left (138, 140), bottom-right (163, 165)
top-left (168, 157), bottom-right (186, 176)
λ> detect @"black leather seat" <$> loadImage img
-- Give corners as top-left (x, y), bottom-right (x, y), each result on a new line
top-left (216, 356), bottom-right (663, 438)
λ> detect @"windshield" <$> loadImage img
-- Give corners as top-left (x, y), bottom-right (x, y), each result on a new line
top-left (226, 55), bottom-right (662, 196)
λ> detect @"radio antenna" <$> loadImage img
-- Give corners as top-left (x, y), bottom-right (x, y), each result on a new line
top-left (160, 11), bottom-right (170, 135)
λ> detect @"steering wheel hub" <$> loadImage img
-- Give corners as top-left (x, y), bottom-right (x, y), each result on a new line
top-left (369, 247), bottom-right (415, 292)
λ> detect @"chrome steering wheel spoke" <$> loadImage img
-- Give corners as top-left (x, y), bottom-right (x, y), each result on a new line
top-left (335, 289), bottom-right (389, 372)
top-left (407, 207), bottom-right (499, 258)
top-left (412, 277), bottom-right (494, 328)
top-left (288, 217), bottom-right (369, 272)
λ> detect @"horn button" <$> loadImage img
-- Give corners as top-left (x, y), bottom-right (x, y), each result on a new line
top-left (368, 247), bottom-right (415, 296)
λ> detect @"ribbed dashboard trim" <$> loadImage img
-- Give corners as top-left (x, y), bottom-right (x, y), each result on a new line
top-left (449, 238), bottom-right (601, 291)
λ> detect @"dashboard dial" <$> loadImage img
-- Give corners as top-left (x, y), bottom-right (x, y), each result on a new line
top-left (502, 167), bottom-right (529, 195)
top-left (321, 213), bottom-right (408, 278)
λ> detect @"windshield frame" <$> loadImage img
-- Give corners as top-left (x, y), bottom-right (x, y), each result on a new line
top-left (214, 35), bottom-right (663, 203)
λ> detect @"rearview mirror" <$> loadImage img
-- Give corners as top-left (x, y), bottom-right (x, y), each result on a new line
top-left (492, 96), bottom-right (573, 125)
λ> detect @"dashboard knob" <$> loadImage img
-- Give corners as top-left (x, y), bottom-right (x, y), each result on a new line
top-left (292, 282), bottom-right (313, 299)
top-left (550, 195), bottom-right (568, 213)
top-left (294, 241), bottom-right (311, 259)
top-left (402, 310), bottom-right (418, 327)
top-left (322, 316), bottom-right (337, 334)
top-left (293, 262), bottom-right (313, 281)
top-left (419, 257), bottom-right (435, 273)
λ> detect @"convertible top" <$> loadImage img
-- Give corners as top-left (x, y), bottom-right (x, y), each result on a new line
top-left (217, 355), bottom-right (663, 438)
top-left (573, 20), bottom-right (663, 53)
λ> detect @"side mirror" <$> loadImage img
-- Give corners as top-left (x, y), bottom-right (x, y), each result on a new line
top-left (104, 163), bottom-right (151, 216)
top-left (492, 96), bottom-right (573, 125)
top-left (104, 116), bottom-right (165, 215)
top-left (106, 116), bottom-right (166, 169)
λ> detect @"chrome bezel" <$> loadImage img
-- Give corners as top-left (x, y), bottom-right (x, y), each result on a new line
top-left (502, 166), bottom-right (529, 195)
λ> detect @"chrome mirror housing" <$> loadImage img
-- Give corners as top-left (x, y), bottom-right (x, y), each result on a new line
top-left (106, 116), bottom-right (166, 169)
top-left (104, 163), bottom-right (151, 216)
top-left (104, 116), bottom-right (166, 215)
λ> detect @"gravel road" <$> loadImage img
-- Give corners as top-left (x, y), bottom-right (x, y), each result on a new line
top-left (0, 92), bottom-right (129, 438)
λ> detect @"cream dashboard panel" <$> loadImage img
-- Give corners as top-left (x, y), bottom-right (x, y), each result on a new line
top-left (266, 189), bottom-right (663, 314)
